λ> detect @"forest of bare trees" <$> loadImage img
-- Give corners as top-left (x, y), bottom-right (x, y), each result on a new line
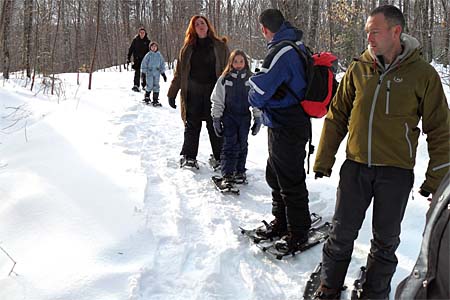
top-left (0, 0), bottom-right (449, 81)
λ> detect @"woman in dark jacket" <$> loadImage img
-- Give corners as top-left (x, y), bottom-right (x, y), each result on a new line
top-left (167, 15), bottom-right (229, 168)
top-left (127, 27), bottom-right (150, 92)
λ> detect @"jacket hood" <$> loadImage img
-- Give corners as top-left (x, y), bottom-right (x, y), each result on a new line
top-left (268, 22), bottom-right (303, 48)
top-left (365, 33), bottom-right (421, 69)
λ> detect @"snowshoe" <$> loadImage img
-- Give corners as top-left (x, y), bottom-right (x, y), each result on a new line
top-left (263, 222), bottom-right (331, 260)
top-left (350, 266), bottom-right (366, 300)
top-left (312, 285), bottom-right (344, 300)
top-left (240, 213), bottom-right (322, 244)
top-left (273, 231), bottom-right (309, 254)
top-left (208, 155), bottom-right (221, 171)
top-left (152, 100), bottom-right (162, 107)
top-left (180, 156), bottom-right (199, 169)
top-left (132, 86), bottom-right (140, 92)
top-left (211, 175), bottom-right (239, 195)
top-left (303, 263), bottom-right (323, 300)
top-left (233, 172), bottom-right (248, 184)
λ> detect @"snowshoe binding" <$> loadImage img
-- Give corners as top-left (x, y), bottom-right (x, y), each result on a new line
top-left (180, 156), bottom-right (199, 169)
top-left (208, 155), bottom-right (221, 171)
top-left (233, 172), bottom-right (248, 185)
top-left (211, 175), bottom-right (239, 195)
top-left (240, 213), bottom-right (322, 244)
top-left (143, 91), bottom-right (151, 104)
top-left (350, 266), bottom-right (366, 300)
top-left (152, 92), bottom-right (162, 107)
top-left (303, 263), bottom-right (323, 300)
top-left (263, 222), bottom-right (331, 260)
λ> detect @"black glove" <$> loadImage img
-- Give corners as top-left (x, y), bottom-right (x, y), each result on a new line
top-left (273, 83), bottom-right (288, 100)
top-left (251, 117), bottom-right (262, 136)
top-left (314, 172), bottom-right (325, 179)
top-left (168, 97), bottom-right (176, 109)
top-left (161, 73), bottom-right (167, 82)
top-left (213, 118), bottom-right (223, 137)
top-left (418, 189), bottom-right (431, 197)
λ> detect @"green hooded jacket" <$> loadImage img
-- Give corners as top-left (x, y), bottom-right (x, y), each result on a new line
top-left (314, 34), bottom-right (450, 193)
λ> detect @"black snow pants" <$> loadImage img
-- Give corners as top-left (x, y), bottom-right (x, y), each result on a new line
top-left (320, 159), bottom-right (413, 299)
top-left (180, 80), bottom-right (222, 161)
top-left (133, 59), bottom-right (146, 88)
top-left (266, 125), bottom-right (312, 235)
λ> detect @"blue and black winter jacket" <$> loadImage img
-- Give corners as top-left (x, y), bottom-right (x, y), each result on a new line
top-left (211, 69), bottom-right (261, 120)
top-left (248, 22), bottom-right (309, 128)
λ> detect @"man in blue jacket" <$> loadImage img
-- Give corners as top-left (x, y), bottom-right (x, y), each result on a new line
top-left (248, 9), bottom-right (312, 253)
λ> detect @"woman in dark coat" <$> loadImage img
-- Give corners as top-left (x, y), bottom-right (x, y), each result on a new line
top-left (167, 15), bottom-right (229, 168)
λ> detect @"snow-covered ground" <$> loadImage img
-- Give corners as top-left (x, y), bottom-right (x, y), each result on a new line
top-left (0, 66), bottom-right (447, 300)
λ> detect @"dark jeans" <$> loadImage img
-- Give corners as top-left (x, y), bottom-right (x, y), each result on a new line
top-left (320, 159), bottom-right (413, 299)
top-left (266, 126), bottom-right (312, 234)
top-left (220, 114), bottom-right (251, 176)
top-left (180, 80), bottom-right (222, 161)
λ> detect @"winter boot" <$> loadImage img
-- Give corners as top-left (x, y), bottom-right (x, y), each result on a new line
top-left (144, 91), bottom-right (150, 104)
top-left (274, 230), bottom-right (309, 254)
top-left (208, 154), bottom-right (221, 171)
top-left (255, 218), bottom-right (288, 240)
top-left (152, 92), bottom-right (161, 106)
top-left (180, 155), bottom-right (199, 169)
top-left (219, 175), bottom-right (234, 189)
top-left (314, 284), bottom-right (342, 299)
top-left (233, 172), bottom-right (247, 184)
top-left (132, 85), bottom-right (140, 92)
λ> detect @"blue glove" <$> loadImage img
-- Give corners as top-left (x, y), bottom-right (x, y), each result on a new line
top-left (213, 118), bottom-right (223, 137)
top-left (251, 117), bottom-right (262, 135)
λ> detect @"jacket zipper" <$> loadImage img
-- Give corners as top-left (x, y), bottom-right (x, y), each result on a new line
top-left (404, 123), bottom-right (413, 158)
top-left (368, 75), bottom-right (384, 167)
top-left (385, 80), bottom-right (391, 114)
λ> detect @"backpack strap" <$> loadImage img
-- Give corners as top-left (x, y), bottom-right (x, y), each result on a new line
top-left (274, 40), bottom-right (315, 174)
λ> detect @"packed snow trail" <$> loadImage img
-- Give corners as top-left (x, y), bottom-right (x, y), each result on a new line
top-left (0, 68), bottom-right (433, 300)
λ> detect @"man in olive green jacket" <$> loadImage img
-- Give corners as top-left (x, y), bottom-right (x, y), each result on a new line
top-left (312, 5), bottom-right (449, 300)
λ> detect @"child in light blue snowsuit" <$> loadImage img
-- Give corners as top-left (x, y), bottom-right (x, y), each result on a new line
top-left (141, 41), bottom-right (167, 105)
top-left (211, 49), bottom-right (262, 186)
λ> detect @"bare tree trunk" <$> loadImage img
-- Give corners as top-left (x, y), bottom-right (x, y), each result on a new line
top-left (427, 0), bottom-right (434, 62)
top-left (50, 0), bottom-right (61, 95)
top-left (422, 0), bottom-right (431, 62)
top-left (75, 0), bottom-right (81, 84)
top-left (88, 0), bottom-right (101, 90)
top-left (227, 0), bottom-right (232, 36)
top-left (403, 0), bottom-right (410, 33)
top-left (23, 0), bottom-right (33, 78)
top-left (308, 0), bottom-right (320, 50)
top-left (31, 0), bottom-right (40, 91)
top-left (327, 0), bottom-right (334, 51)
top-left (215, 0), bottom-right (221, 34)
top-left (443, 0), bottom-right (450, 67)
top-left (2, 0), bottom-right (14, 80)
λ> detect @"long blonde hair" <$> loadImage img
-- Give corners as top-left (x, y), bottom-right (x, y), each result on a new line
top-left (221, 49), bottom-right (251, 77)
top-left (183, 15), bottom-right (227, 47)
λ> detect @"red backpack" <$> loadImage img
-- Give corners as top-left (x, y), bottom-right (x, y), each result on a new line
top-left (277, 41), bottom-right (339, 118)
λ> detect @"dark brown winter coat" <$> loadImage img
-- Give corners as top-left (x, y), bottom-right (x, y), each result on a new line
top-left (167, 38), bottom-right (229, 122)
